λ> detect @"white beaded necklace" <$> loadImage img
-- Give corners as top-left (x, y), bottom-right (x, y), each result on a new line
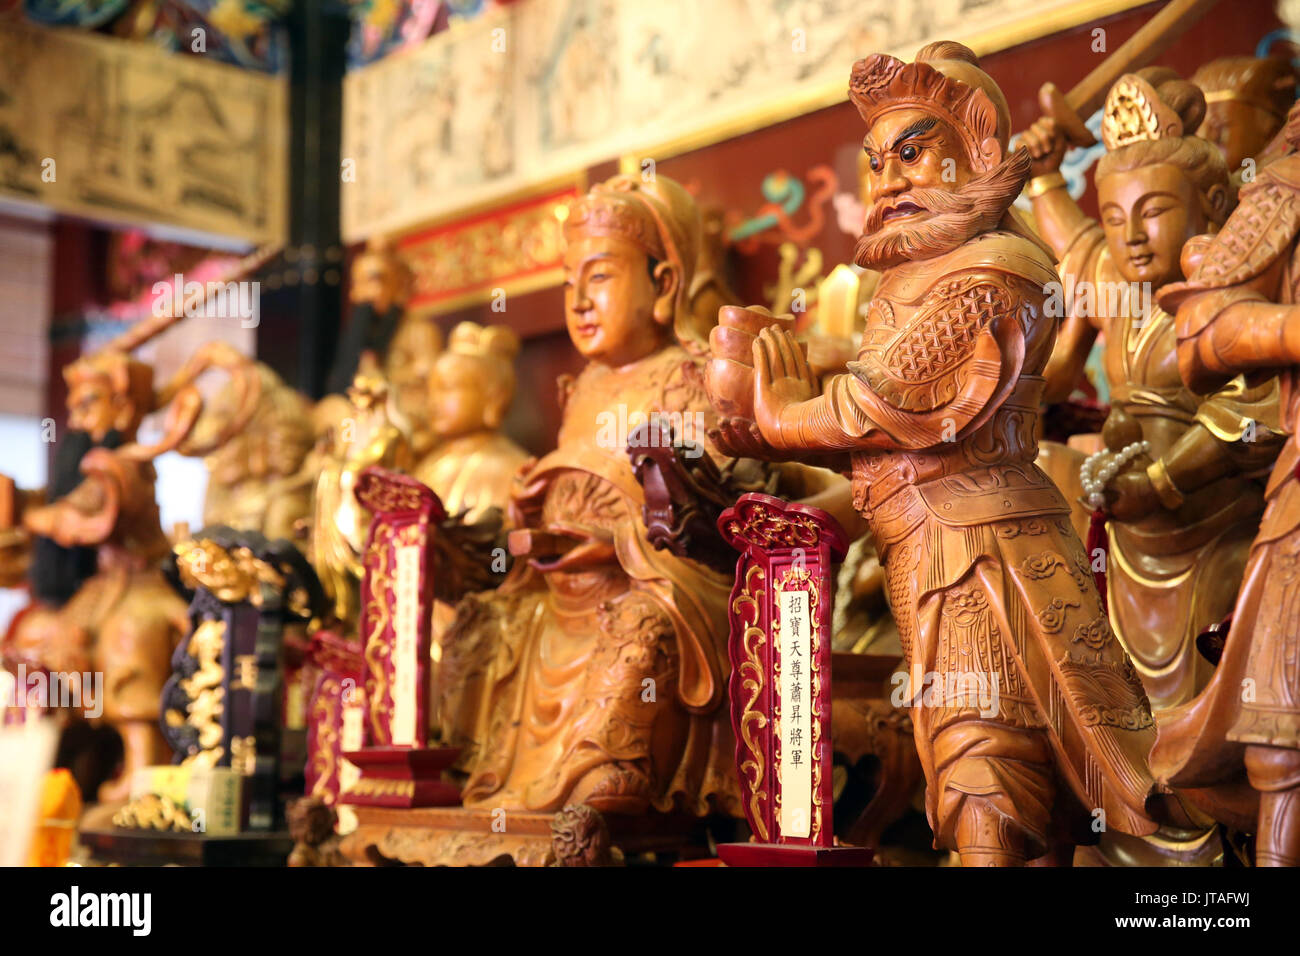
top-left (1079, 440), bottom-right (1151, 511)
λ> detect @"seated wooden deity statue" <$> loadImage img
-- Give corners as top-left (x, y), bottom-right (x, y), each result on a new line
top-left (413, 321), bottom-right (529, 523)
top-left (707, 42), bottom-right (1168, 866)
top-left (433, 174), bottom-right (751, 824)
top-left (1022, 70), bottom-right (1281, 721)
top-left (1153, 100), bottom-right (1300, 867)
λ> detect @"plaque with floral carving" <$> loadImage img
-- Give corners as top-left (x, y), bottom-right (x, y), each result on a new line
top-left (716, 493), bottom-right (871, 865)
top-left (341, 467), bottom-right (460, 809)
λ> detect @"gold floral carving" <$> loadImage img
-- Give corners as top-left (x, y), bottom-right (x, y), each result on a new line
top-left (1101, 74), bottom-right (1184, 150)
top-left (363, 520), bottom-right (395, 742)
top-left (173, 618), bottom-right (227, 768)
top-left (173, 538), bottom-right (285, 607)
top-left (342, 778), bottom-right (416, 799)
top-left (309, 676), bottom-right (341, 800)
top-left (112, 794), bottom-right (194, 832)
top-left (731, 563), bottom-right (769, 842)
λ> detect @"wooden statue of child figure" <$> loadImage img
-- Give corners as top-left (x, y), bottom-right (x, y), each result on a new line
top-left (707, 42), bottom-right (1165, 865)
top-left (1153, 100), bottom-right (1300, 867)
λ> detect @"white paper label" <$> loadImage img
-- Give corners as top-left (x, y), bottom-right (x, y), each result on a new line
top-left (778, 588), bottom-right (812, 838)
top-left (391, 542), bottom-right (421, 747)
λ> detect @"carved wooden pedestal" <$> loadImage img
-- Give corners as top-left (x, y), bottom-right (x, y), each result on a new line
top-left (716, 493), bottom-right (874, 866)
top-left (338, 806), bottom-right (710, 867)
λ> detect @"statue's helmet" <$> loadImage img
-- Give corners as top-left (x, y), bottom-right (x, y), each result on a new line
top-left (848, 40), bottom-right (1012, 174)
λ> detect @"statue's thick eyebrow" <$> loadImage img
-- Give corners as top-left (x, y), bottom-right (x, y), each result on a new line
top-left (887, 115), bottom-right (939, 152)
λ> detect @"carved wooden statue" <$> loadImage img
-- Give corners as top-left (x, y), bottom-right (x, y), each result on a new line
top-left (413, 321), bottom-right (529, 523)
top-left (326, 235), bottom-right (414, 397)
top-left (384, 314), bottom-right (443, 461)
top-left (3, 342), bottom-right (259, 801)
top-left (433, 174), bottom-right (747, 832)
top-left (200, 362), bottom-right (315, 543)
top-left (1152, 100), bottom-right (1300, 867)
top-left (309, 370), bottom-right (412, 627)
top-left (1021, 70), bottom-right (1281, 722)
top-left (706, 42), bottom-right (1166, 865)
top-left (1192, 55), bottom-right (1298, 185)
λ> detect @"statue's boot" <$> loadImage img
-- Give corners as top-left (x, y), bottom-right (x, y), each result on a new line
top-left (955, 799), bottom-right (1027, 866)
top-left (1246, 744), bottom-right (1300, 866)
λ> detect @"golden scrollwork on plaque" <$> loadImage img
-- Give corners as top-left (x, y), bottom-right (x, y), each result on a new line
top-left (732, 563), bottom-right (769, 842)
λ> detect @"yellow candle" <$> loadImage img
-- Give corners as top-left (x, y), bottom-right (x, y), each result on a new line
top-left (818, 264), bottom-right (860, 340)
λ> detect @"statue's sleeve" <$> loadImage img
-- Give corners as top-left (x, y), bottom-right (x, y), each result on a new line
top-left (1194, 374), bottom-right (1285, 478)
top-left (773, 268), bottom-right (1036, 453)
top-left (1167, 168), bottom-right (1300, 391)
top-left (1056, 218), bottom-right (1109, 327)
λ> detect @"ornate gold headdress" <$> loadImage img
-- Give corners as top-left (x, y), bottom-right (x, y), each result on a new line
top-left (1102, 74), bottom-right (1185, 150)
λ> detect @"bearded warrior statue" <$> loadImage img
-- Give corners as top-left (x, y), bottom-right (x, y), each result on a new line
top-left (1153, 101), bottom-right (1300, 867)
top-left (707, 42), bottom-right (1169, 865)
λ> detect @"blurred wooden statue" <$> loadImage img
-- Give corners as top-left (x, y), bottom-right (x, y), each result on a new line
top-left (1021, 70), bottom-right (1282, 724)
top-left (1153, 100), bottom-right (1300, 866)
top-left (706, 42), bottom-right (1166, 865)
top-left (1192, 55), bottom-right (1298, 187)
top-left (3, 337), bottom-right (260, 801)
top-left (384, 313), bottom-right (443, 460)
top-left (413, 321), bottom-right (528, 523)
top-left (309, 369), bottom-right (412, 628)
top-left (325, 236), bottom-right (414, 397)
top-left (201, 362), bottom-right (315, 543)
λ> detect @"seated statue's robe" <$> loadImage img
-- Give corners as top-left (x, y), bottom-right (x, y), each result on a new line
top-left (437, 343), bottom-right (742, 817)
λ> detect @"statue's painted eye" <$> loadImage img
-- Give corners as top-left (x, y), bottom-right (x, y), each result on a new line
top-left (900, 144), bottom-right (919, 163)
top-left (868, 153), bottom-right (881, 172)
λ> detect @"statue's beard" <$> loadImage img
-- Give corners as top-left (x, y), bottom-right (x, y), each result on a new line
top-left (854, 149), bottom-right (1031, 270)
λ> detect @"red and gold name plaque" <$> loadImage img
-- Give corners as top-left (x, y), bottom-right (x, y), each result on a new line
top-left (340, 467), bottom-right (460, 808)
top-left (716, 493), bottom-right (872, 866)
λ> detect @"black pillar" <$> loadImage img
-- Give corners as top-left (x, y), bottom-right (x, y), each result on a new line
top-left (258, 1), bottom-right (350, 398)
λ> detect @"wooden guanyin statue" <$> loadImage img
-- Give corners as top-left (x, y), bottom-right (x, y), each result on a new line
top-left (413, 321), bottom-right (528, 523)
top-left (1152, 100), bottom-right (1300, 867)
top-left (706, 42), bottom-right (1171, 865)
top-left (1021, 71), bottom-right (1281, 724)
